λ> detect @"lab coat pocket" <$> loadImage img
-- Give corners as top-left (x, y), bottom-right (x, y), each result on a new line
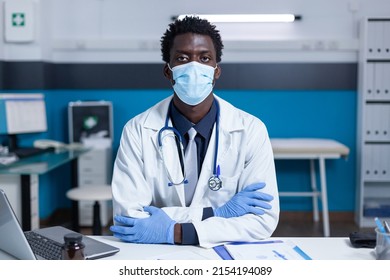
top-left (208, 173), bottom-right (240, 206)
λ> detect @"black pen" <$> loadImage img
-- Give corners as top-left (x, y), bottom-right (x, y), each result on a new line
top-left (383, 220), bottom-right (390, 233)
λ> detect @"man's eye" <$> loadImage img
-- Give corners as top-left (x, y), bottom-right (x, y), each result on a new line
top-left (177, 56), bottom-right (188, 62)
top-left (201, 57), bottom-right (210, 63)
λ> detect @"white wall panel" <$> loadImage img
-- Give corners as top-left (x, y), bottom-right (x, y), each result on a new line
top-left (1, 0), bottom-right (390, 62)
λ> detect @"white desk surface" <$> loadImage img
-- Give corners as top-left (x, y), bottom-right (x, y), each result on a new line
top-left (88, 236), bottom-right (375, 260)
top-left (0, 236), bottom-right (375, 260)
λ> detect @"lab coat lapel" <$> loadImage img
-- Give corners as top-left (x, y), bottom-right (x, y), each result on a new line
top-left (190, 96), bottom-right (243, 205)
top-left (146, 96), bottom-right (186, 207)
top-left (190, 122), bottom-right (232, 205)
top-left (148, 97), bottom-right (170, 164)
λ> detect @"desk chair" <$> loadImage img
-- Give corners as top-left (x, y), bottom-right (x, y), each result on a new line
top-left (66, 185), bottom-right (112, 235)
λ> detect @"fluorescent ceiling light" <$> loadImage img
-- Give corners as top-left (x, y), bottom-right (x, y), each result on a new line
top-left (176, 14), bottom-right (300, 23)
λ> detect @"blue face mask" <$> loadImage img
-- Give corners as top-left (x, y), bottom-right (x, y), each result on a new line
top-left (169, 61), bottom-right (216, 106)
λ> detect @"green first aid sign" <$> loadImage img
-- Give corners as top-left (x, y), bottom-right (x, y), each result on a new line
top-left (12, 13), bottom-right (25, 27)
top-left (5, 1), bottom-right (34, 42)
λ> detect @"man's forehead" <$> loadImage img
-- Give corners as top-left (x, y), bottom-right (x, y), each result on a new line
top-left (172, 33), bottom-right (215, 52)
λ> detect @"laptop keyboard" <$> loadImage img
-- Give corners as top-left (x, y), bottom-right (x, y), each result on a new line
top-left (24, 231), bottom-right (63, 260)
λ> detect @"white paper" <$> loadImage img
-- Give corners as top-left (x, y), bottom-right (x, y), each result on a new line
top-left (224, 240), bottom-right (310, 260)
top-left (0, 155), bottom-right (18, 165)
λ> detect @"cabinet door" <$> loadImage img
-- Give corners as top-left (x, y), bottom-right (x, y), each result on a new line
top-left (78, 150), bottom-right (109, 175)
top-left (78, 148), bottom-right (112, 186)
top-left (78, 174), bottom-right (110, 186)
top-left (363, 144), bottom-right (390, 181)
top-left (366, 21), bottom-right (385, 59)
top-left (364, 104), bottom-right (390, 142)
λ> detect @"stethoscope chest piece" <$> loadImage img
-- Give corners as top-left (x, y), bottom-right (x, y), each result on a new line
top-left (208, 175), bottom-right (222, 191)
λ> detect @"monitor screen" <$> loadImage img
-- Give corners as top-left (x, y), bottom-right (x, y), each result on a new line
top-left (68, 101), bottom-right (112, 143)
top-left (0, 94), bottom-right (47, 135)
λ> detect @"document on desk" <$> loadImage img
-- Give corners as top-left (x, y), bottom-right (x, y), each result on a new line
top-left (220, 240), bottom-right (312, 260)
top-left (0, 155), bottom-right (18, 166)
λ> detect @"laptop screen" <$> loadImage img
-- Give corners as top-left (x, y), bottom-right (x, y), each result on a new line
top-left (0, 189), bottom-right (119, 260)
top-left (0, 189), bottom-right (36, 259)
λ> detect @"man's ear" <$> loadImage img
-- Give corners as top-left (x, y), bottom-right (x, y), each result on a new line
top-left (163, 64), bottom-right (173, 82)
top-left (214, 64), bottom-right (221, 80)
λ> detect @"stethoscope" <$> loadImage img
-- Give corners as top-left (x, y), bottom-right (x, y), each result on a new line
top-left (157, 100), bottom-right (222, 191)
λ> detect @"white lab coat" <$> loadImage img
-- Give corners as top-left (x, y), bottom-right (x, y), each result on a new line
top-left (112, 95), bottom-right (279, 248)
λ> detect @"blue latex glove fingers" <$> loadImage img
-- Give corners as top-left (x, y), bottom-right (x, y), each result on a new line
top-left (242, 182), bottom-right (266, 192)
top-left (113, 215), bottom-right (136, 226)
top-left (242, 191), bottom-right (273, 215)
top-left (110, 216), bottom-right (137, 242)
top-left (240, 193), bottom-right (272, 209)
top-left (143, 205), bottom-right (161, 216)
top-left (111, 222), bottom-right (140, 236)
top-left (139, 206), bottom-right (176, 244)
top-left (243, 184), bottom-right (273, 211)
top-left (247, 206), bottom-right (266, 215)
top-left (110, 215), bottom-right (136, 237)
top-left (252, 199), bottom-right (272, 210)
top-left (110, 226), bottom-right (134, 243)
top-left (214, 182), bottom-right (273, 218)
top-left (214, 195), bottom-right (248, 218)
top-left (240, 194), bottom-right (272, 212)
top-left (110, 207), bottom-right (175, 244)
top-left (240, 187), bottom-right (273, 202)
top-left (250, 191), bottom-right (274, 203)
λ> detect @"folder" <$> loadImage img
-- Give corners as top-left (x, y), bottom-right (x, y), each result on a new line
top-left (213, 240), bottom-right (312, 260)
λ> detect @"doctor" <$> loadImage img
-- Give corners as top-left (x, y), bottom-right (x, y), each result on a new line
top-left (110, 16), bottom-right (279, 248)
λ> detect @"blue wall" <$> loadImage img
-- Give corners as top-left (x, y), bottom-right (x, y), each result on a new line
top-left (1, 89), bottom-right (357, 218)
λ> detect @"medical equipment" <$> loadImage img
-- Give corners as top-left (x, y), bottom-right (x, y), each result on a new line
top-left (158, 100), bottom-right (222, 191)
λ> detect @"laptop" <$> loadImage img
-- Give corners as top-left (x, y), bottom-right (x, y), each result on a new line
top-left (0, 189), bottom-right (120, 260)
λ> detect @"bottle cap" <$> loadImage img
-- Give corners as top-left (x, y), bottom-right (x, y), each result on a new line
top-left (64, 233), bottom-right (83, 243)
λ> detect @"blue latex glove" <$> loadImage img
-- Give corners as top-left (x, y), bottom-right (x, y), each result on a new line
top-left (214, 182), bottom-right (273, 218)
top-left (110, 206), bottom-right (176, 244)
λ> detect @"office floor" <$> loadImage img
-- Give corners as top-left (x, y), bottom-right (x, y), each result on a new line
top-left (44, 209), bottom-right (375, 237)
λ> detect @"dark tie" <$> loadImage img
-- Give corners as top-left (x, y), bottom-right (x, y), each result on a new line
top-left (184, 127), bottom-right (198, 206)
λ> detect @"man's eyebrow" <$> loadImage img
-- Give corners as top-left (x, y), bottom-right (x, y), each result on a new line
top-left (198, 50), bottom-right (213, 54)
top-left (174, 49), bottom-right (213, 55)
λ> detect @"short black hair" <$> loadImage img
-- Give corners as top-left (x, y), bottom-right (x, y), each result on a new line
top-left (161, 16), bottom-right (224, 63)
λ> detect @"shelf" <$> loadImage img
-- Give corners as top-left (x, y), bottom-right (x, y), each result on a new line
top-left (356, 17), bottom-right (390, 227)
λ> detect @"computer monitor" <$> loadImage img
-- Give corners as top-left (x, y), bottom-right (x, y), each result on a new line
top-left (68, 101), bottom-right (112, 143)
top-left (0, 93), bottom-right (47, 151)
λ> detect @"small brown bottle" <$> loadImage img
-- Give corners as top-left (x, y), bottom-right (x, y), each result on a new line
top-left (62, 233), bottom-right (86, 260)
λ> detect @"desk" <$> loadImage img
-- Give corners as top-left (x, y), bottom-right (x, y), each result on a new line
top-left (0, 149), bottom-right (87, 231)
top-left (89, 236), bottom-right (374, 260)
top-left (0, 236), bottom-right (375, 260)
top-left (271, 138), bottom-right (350, 237)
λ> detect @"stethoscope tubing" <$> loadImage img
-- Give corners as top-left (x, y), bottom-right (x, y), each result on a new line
top-left (158, 99), bottom-right (221, 188)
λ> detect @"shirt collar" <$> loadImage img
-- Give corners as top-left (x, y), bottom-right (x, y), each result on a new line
top-left (169, 100), bottom-right (217, 139)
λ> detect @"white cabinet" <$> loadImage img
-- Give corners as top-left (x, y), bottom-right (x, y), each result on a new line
top-left (356, 18), bottom-right (390, 227)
